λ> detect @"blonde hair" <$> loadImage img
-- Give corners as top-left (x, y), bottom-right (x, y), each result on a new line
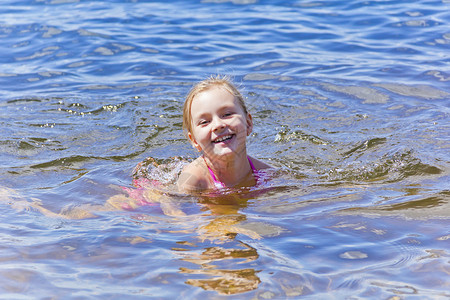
top-left (182, 75), bottom-right (248, 137)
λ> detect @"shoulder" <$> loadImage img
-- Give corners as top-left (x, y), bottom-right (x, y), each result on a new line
top-left (177, 157), bottom-right (211, 193)
top-left (248, 155), bottom-right (272, 170)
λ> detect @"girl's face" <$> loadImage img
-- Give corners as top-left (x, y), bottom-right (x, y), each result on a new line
top-left (188, 86), bottom-right (252, 161)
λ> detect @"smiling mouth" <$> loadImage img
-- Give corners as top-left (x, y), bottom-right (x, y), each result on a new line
top-left (213, 134), bottom-right (234, 143)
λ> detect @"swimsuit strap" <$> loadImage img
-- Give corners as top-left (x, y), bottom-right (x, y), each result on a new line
top-left (248, 156), bottom-right (257, 173)
top-left (247, 156), bottom-right (261, 184)
top-left (203, 155), bottom-right (257, 189)
top-left (210, 165), bottom-right (225, 189)
top-left (203, 156), bottom-right (225, 189)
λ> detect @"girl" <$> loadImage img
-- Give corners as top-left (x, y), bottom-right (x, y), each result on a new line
top-left (178, 75), bottom-right (271, 192)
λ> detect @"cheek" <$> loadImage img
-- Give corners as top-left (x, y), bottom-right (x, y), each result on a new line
top-left (194, 128), bottom-right (209, 140)
top-left (230, 117), bottom-right (247, 130)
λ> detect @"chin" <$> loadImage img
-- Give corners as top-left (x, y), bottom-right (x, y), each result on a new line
top-left (213, 146), bottom-right (246, 159)
top-left (213, 149), bottom-right (234, 158)
top-left (203, 147), bottom-right (231, 160)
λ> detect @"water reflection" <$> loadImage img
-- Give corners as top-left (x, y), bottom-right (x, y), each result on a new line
top-left (174, 192), bottom-right (264, 294)
top-left (1, 150), bottom-right (448, 297)
top-left (0, 171), bottom-right (280, 295)
top-left (179, 242), bottom-right (260, 295)
top-left (338, 191), bottom-right (450, 219)
top-left (131, 163), bottom-right (290, 295)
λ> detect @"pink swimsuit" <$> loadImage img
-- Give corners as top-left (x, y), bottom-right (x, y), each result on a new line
top-left (205, 156), bottom-right (257, 189)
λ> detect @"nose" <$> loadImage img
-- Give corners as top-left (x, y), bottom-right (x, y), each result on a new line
top-left (211, 116), bottom-right (226, 132)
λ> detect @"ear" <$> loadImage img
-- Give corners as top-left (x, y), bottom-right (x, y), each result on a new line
top-left (246, 113), bottom-right (253, 136)
top-left (188, 132), bottom-right (202, 152)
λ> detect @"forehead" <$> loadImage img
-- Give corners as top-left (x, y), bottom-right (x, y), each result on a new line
top-left (190, 86), bottom-right (239, 115)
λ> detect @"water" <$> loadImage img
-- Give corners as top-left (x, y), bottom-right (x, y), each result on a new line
top-left (1, 0), bottom-right (449, 298)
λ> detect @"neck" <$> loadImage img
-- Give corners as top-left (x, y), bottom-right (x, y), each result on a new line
top-left (204, 151), bottom-right (252, 187)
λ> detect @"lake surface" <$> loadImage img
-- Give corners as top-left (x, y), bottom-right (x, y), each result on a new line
top-left (1, 0), bottom-right (449, 298)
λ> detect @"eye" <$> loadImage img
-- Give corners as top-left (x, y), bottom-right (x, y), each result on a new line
top-left (198, 119), bottom-right (210, 126)
top-left (222, 111), bottom-right (234, 118)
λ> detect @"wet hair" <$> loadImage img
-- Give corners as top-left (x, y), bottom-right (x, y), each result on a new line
top-left (182, 75), bottom-right (248, 137)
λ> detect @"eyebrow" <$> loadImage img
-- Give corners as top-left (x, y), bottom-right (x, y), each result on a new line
top-left (192, 112), bottom-right (210, 121)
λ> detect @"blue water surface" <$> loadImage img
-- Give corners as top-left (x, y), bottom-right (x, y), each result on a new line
top-left (0, 0), bottom-right (449, 299)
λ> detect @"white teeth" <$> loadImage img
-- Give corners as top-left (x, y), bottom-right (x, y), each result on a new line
top-left (214, 135), bottom-right (232, 143)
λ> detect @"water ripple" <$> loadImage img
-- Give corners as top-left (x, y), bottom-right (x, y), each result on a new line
top-left (1, 0), bottom-right (449, 97)
top-left (1, 0), bottom-right (449, 298)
